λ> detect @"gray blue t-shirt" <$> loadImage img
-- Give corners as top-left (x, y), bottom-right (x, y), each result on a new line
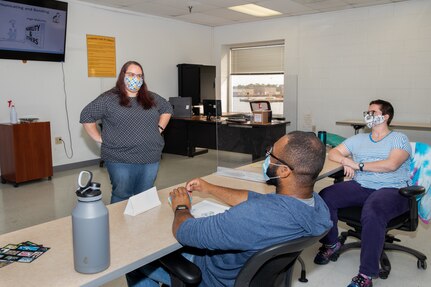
top-left (343, 131), bottom-right (411, 189)
top-left (176, 191), bottom-right (332, 287)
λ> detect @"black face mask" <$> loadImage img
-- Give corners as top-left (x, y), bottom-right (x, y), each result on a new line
top-left (265, 164), bottom-right (279, 186)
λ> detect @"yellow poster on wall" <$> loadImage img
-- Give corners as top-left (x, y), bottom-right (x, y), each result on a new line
top-left (86, 35), bottom-right (116, 77)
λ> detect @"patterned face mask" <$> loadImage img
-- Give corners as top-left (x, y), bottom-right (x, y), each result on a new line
top-left (364, 113), bottom-right (385, 128)
top-left (124, 76), bottom-right (143, 92)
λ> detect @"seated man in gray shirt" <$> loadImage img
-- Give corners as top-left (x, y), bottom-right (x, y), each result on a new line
top-left (127, 131), bottom-right (333, 287)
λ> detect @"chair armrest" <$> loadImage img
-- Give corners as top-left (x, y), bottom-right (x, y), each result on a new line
top-left (399, 185), bottom-right (425, 197)
top-left (158, 251), bottom-right (202, 285)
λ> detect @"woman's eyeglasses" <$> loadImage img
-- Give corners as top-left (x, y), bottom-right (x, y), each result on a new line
top-left (265, 146), bottom-right (294, 170)
top-left (125, 72), bottom-right (143, 79)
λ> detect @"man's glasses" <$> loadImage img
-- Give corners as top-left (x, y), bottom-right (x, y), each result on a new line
top-left (265, 146), bottom-right (294, 171)
top-left (125, 72), bottom-right (143, 79)
top-left (363, 110), bottom-right (383, 117)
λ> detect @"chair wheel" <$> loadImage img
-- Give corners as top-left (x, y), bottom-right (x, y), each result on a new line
top-left (417, 260), bottom-right (427, 270)
top-left (379, 270), bottom-right (389, 279)
top-left (338, 235), bottom-right (346, 245)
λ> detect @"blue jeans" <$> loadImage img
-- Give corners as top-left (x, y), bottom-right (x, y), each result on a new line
top-left (319, 180), bottom-right (409, 277)
top-left (126, 253), bottom-right (195, 287)
top-left (105, 161), bottom-right (160, 204)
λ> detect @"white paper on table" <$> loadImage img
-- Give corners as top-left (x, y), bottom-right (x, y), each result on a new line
top-left (191, 200), bottom-right (230, 218)
top-left (124, 187), bottom-right (161, 216)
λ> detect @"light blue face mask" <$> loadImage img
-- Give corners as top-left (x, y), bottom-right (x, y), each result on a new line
top-left (262, 156), bottom-right (281, 182)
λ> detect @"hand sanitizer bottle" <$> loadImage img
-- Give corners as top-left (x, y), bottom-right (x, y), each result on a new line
top-left (10, 105), bottom-right (18, 124)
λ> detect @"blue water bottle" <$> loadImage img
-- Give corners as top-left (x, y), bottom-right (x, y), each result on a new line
top-left (318, 131), bottom-right (327, 145)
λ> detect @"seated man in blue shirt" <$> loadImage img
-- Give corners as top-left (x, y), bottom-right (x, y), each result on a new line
top-left (127, 131), bottom-right (333, 287)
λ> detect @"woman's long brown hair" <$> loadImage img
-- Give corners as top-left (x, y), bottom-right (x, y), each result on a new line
top-left (115, 61), bottom-right (155, 109)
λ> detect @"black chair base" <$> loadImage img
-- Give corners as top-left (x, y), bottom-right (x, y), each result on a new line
top-left (335, 231), bottom-right (427, 279)
top-left (297, 256), bottom-right (309, 283)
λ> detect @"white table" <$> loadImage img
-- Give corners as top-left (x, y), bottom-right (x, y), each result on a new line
top-left (0, 159), bottom-right (342, 286)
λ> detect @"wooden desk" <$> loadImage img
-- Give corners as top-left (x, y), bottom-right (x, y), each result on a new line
top-left (0, 159), bottom-right (340, 287)
top-left (164, 116), bottom-right (290, 160)
top-left (336, 119), bottom-right (431, 135)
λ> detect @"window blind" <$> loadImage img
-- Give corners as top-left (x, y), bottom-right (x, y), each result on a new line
top-left (230, 45), bottom-right (284, 74)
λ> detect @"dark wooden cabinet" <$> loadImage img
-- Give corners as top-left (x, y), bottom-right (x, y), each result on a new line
top-left (177, 64), bottom-right (216, 105)
top-left (0, 122), bottom-right (53, 187)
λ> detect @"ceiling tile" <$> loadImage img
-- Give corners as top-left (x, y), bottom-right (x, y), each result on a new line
top-left (127, 2), bottom-right (188, 17)
top-left (257, 0), bottom-right (316, 14)
top-left (175, 12), bottom-right (236, 26)
top-left (204, 7), bottom-right (258, 21)
top-left (76, 0), bottom-right (412, 27)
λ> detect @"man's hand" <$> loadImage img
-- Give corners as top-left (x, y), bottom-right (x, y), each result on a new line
top-left (170, 187), bottom-right (192, 212)
top-left (186, 178), bottom-right (211, 193)
top-left (170, 187), bottom-right (193, 238)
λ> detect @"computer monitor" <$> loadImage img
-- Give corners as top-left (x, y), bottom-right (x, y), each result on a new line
top-left (203, 99), bottom-right (222, 119)
top-left (169, 97), bottom-right (192, 118)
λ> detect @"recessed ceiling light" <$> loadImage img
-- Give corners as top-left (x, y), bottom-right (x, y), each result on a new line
top-left (228, 4), bottom-right (282, 17)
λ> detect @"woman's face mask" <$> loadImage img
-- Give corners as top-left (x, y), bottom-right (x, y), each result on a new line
top-left (363, 112), bottom-right (385, 128)
top-left (124, 74), bottom-right (143, 92)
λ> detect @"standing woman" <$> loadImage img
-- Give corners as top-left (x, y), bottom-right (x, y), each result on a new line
top-left (80, 61), bottom-right (173, 203)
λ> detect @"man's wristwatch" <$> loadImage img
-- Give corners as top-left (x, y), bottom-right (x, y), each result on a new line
top-left (175, 205), bottom-right (189, 212)
top-left (359, 162), bottom-right (364, 172)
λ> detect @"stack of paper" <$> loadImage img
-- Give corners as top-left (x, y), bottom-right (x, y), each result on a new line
top-left (191, 200), bottom-right (230, 218)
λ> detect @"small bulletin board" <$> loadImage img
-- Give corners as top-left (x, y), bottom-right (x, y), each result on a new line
top-left (86, 35), bottom-right (116, 77)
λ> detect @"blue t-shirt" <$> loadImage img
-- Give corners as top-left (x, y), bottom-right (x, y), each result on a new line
top-left (343, 131), bottom-right (411, 189)
top-left (176, 191), bottom-right (332, 287)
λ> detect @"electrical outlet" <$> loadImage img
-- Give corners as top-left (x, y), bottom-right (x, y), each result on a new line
top-left (55, 137), bottom-right (62, 144)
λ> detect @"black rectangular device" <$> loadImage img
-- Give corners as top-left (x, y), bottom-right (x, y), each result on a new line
top-left (169, 97), bottom-right (193, 118)
top-left (203, 99), bottom-right (222, 118)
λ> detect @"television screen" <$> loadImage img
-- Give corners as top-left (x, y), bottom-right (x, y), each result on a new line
top-left (203, 99), bottom-right (222, 118)
top-left (0, 0), bottom-right (68, 62)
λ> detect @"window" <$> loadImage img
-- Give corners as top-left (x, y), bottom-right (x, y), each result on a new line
top-left (229, 43), bottom-right (284, 114)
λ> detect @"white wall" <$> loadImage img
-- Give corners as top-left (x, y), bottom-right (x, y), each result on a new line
top-left (213, 0), bottom-right (431, 144)
top-left (1, 0), bottom-right (430, 172)
top-left (0, 1), bottom-right (213, 168)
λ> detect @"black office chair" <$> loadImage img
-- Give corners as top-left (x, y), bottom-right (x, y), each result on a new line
top-left (158, 250), bottom-right (202, 287)
top-left (158, 233), bottom-right (326, 287)
top-left (334, 186), bottom-right (428, 279)
top-left (249, 100), bottom-right (271, 112)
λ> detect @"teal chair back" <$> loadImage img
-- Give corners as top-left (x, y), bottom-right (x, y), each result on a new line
top-left (410, 142), bottom-right (431, 224)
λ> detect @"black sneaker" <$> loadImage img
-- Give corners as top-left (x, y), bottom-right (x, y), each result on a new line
top-left (313, 242), bottom-right (341, 265)
top-left (347, 274), bottom-right (373, 287)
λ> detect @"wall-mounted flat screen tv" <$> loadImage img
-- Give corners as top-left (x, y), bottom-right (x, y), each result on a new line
top-left (0, 0), bottom-right (68, 62)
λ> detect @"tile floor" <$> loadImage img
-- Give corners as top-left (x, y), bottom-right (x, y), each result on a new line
top-left (1, 151), bottom-right (429, 287)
